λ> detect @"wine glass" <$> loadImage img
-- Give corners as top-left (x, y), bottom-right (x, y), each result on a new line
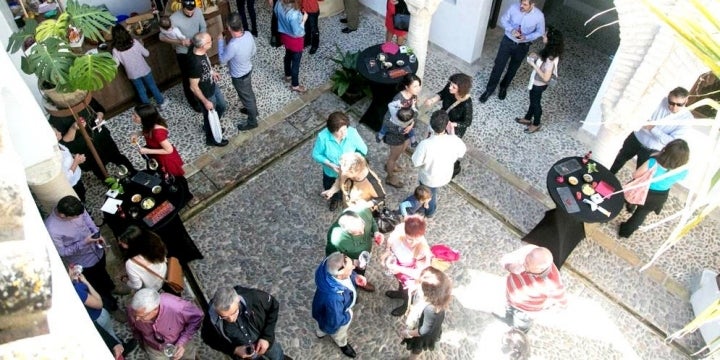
top-left (148, 158), bottom-right (159, 171)
top-left (117, 165), bottom-right (129, 178)
top-left (384, 254), bottom-right (397, 276)
top-left (163, 343), bottom-right (177, 358)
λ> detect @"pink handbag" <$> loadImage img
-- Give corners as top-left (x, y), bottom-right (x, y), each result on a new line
top-left (623, 165), bottom-right (657, 205)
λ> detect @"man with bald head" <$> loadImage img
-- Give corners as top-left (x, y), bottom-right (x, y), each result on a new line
top-left (188, 31), bottom-right (229, 147)
top-left (325, 207), bottom-right (383, 292)
top-left (498, 245), bottom-right (567, 333)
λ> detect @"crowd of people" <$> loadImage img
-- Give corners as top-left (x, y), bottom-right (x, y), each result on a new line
top-left (42, 0), bottom-right (699, 358)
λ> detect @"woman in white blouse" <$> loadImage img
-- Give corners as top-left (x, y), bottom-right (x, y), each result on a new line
top-left (120, 226), bottom-right (167, 292)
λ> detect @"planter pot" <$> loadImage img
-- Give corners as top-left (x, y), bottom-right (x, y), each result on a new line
top-left (42, 87), bottom-right (89, 109)
top-left (340, 88), bottom-right (365, 105)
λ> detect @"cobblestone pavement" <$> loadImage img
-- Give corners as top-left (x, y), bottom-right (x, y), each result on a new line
top-left (89, 1), bottom-right (718, 359)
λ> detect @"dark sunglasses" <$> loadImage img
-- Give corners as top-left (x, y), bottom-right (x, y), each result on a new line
top-left (668, 100), bottom-right (686, 107)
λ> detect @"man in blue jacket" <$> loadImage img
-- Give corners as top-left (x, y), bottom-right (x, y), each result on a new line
top-left (312, 252), bottom-right (367, 358)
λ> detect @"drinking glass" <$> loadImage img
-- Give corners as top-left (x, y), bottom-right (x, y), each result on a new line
top-left (148, 158), bottom-right (159, 171)
top-left (117, 165), bottom-right (129, 178)
top-left (384, 254), bottom-right (397, 276)
top-left (409, 54), bottom-right (417, 63)
top-left (163, 343), bottom-right (176, 358)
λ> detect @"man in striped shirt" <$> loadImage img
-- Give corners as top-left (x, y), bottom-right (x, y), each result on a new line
top-left (499, 245), bottom-right (567, 332)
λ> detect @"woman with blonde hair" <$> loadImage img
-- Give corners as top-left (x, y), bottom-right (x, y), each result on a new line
top-left (321, 152), bottom-right (385, 210)
top-left (399, 267), bottom-right (452, 359)
top-left (382, 215), bottom-right (432, 316)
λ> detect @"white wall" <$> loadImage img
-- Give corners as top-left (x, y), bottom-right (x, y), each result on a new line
top-left (361, 0), bottom-right (493, 64)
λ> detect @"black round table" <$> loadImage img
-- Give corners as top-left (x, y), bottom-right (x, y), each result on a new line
top-left (103, 170), bottom-right (203, 263)
top-left (546, 157), bottom-right (623, 222)
top-left (523, 156), bottom-right (622, 268)
top-left (357, 44), bottom-right (418, 131)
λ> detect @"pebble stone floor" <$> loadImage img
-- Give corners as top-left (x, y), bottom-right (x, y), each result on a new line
top-left (78, 1), bottom-right (720, 359)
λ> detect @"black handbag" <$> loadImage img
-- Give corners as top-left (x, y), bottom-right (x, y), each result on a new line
top-left (452, 160), bottom-right (461, 179)
top-left (393, 0), bottom-right (410, 31)
top-left (375, 205), bottom-right (403, 233)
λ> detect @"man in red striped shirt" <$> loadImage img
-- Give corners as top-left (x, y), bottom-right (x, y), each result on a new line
top-left (499, 245), bottom-right (567, 332)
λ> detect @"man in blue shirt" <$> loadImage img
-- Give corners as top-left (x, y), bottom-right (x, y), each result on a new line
top-left (479, 0), bottom-right (545, 103)
top-left (609, 87), bottom-right (693, 174)
top-left (219, 13), bottom-right (260, 131)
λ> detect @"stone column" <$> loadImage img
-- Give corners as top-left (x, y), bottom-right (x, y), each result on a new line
top-left (0, 30), bottom-right (111, 358)
top-left (587, 0), bottom-right (706, 167)
top-left (405, 0), bottom-right (441, 79)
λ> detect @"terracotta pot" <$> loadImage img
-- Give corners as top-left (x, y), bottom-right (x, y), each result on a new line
top-left (42, 86), bottom-right (89, 109)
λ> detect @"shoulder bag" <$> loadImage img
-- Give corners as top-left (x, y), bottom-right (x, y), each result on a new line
top-left (131, 256), bottom-right (184, 295)
top-left (444, 95), bottom-right (470, 178)
top-left (352, 172), bottom-right (402, 233)
top-left (623, 165), bottom-right (657, 205)
top-left (393, 0), bottom-right (411, 31)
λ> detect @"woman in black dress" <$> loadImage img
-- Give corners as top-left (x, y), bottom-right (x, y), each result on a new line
top-left (400, 267), bottom-right (452, 359)
top-left (424, 73), bottom-right (473, 138)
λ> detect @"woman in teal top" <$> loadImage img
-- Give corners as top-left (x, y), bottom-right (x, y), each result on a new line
top-left (312, 112), bottom-right (368, 211)
top-left (619, 139), bottom-right (689, 238)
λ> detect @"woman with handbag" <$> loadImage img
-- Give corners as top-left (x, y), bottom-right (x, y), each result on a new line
top-left (424, 73), bottom-right (474, 138)
top-left (275, 0), bottom-right (308, 93)
top-left (514, 27), bottom-right (564, 134)
top-left (399, 267), bottom-right (452, 360)
top-left (619, 139), bottom-right (690, 238)
top-left (322, 152), bottom-right (385, 211)
top-left (385, 0), bottom-right (409, 45)
top-left (382, 215), bottom-right (432, 316)
top-left (120, 226), bottom-right (169, 293)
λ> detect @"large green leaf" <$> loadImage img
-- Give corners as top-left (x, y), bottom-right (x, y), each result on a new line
top-left (68, 52), bottom-right (117, 91)
top-left (6, 19), bottom-right (37, 53)
top-left (65, 0), bottom-right (116, 42)
top-left (24, 37), bottom-right (75, 87)
top-left (35, 13), bottom-right (69, 41)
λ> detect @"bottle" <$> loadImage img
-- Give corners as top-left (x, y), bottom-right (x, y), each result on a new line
top-left (116, 204), bottom-right (126, 219)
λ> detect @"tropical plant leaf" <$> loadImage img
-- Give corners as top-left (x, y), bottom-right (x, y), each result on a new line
top-left (642, 0), bottom-right (720, 76)
top-left (68, 52), bottom-right (117, 91)
top-left (6, 19), bottom-right (37, 53)
top-left (35, 13), bottom-right (70, 42)
top-left (65, 0), bottom-right (117, 42)
top-left (24, 37), bottom-right (75, 87)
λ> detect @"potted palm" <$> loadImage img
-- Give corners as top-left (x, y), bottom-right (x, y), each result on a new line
top-left (6, 0), bottom-right (118, 108)
top-left (330, 44), bottom-right (371, 104)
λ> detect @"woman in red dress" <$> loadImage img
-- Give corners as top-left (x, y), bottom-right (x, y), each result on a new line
top-left (132, 104), bottom-right (193, 202)
top-left (385, 0), bottom-right (408, 45)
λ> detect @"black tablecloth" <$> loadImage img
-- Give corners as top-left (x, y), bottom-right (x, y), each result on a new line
top-left (357, 44), bottom-right (418, 131)
top-left (103, 171), bottom-right (203, 263)
top-left (523, 156), bottom-right (623, 269)
top-left (546, 157), bottom-right (623, 223)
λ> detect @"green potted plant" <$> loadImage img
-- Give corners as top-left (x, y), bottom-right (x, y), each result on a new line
top-left (329, 44), bottom-right (371, 104)
top-left (6, 0), bottom-right (118, 108)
